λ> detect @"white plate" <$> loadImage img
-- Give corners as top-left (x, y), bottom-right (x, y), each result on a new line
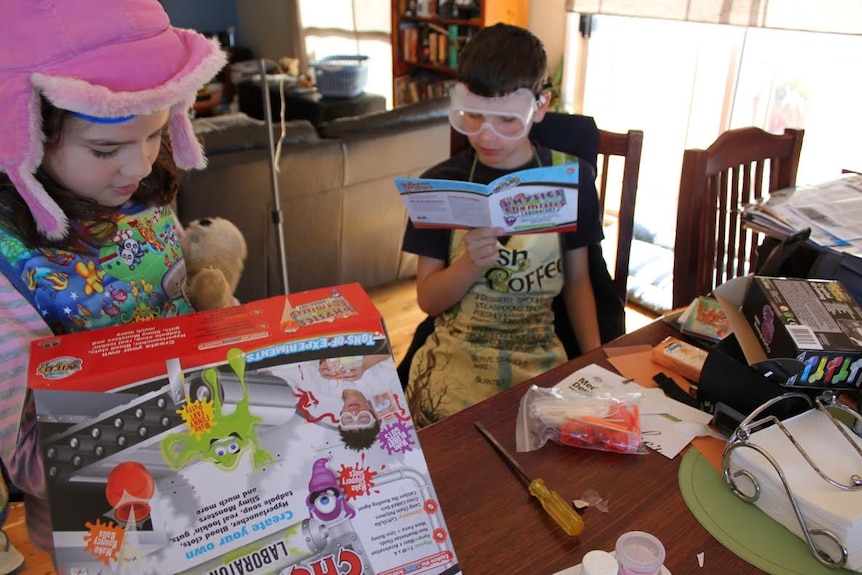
top-left (553, 551), bottom-right (672, 575)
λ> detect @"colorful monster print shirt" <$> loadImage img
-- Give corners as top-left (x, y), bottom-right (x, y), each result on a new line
top-left (0, 203), bottom-right (191, 334)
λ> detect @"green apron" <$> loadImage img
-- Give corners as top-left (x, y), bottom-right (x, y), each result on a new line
top-left (408, 151), bottom-right (575, 426)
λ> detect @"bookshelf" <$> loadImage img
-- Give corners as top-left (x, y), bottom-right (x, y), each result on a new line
top-left (391, 0), bottom-right (528, 107)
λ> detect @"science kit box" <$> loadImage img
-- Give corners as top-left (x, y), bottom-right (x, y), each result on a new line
top-left (715, 276), bottom-right (862, 390)
top-left (28, 284), bottom-right (461, 575)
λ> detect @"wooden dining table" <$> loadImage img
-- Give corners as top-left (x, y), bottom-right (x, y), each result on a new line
top-left (417, 319), bottom-right (766, 575)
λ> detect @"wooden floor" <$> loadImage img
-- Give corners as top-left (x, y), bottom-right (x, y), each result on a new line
top-left (3, 279), bottom-right (655, 574)
top-left (4, 502), bottom-right (52, 574)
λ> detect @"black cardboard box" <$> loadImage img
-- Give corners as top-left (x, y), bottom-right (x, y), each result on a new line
top-left (715, 276), bottom-right (862, 390)
top-left (698, 334), bottom-right (815, 429)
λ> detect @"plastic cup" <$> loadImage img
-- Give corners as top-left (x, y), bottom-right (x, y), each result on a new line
top-left (615, 531), bottom-right (666, 575)
top-left (582, 549), bottom-right (620, 575)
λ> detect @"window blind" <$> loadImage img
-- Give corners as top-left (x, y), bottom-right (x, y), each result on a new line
top-left (566, 0), bottom-right (862, 35)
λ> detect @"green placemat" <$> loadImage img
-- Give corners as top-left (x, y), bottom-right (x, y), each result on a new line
top-left (678, 448), bottom-right (856, 575)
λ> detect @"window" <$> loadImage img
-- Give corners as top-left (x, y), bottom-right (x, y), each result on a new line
top-left (299, 0), bottom-right (393, 107)
top-left (565, 14), bottom-right (862, 219)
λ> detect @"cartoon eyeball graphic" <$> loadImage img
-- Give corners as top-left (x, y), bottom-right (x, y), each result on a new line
top-left (215, 442), bottom-right (241, 458)
top-left (312, 488), bottom-right (340, 516)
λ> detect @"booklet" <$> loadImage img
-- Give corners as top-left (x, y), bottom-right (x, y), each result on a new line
top-left (678, 295), bottom-right (731, 343)
top-left (395, 164), bottom-right (580, 234)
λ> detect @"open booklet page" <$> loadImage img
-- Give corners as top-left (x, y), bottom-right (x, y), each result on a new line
top-left (395, 164), bottom-right (580, 233)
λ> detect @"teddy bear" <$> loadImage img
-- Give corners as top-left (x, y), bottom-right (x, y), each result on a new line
top-left (179, 217), bottom-right (247, 311)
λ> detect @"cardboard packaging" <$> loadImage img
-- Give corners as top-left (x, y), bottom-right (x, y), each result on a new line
top-left (714, 276), bottom-right (862, 390)
top-left (652, 336), bottom-right (708, 382)
top-left (28, 284), bottom-right (461, 575)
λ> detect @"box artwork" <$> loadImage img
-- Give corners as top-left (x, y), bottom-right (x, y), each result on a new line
top-left (742, 276), bottom-right (862, 389)
top-left (28, 284), bottom-right (461, 575)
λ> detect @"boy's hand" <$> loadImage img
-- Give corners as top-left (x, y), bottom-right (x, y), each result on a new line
top-left (464, 227), bottom-right (504, 268)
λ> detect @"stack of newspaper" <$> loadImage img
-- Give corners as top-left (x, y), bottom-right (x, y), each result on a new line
top-left (741, 173), bottom-right (862, 256)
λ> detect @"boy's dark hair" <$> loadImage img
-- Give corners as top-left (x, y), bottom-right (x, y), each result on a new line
top-left (0, 97), bottom-right (180, 253)
top-left (457, 23), bottom-right (548, 97)
top-left (338, 419), bottom-right (382, 451)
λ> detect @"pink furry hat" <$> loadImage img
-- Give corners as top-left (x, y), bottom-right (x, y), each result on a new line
top-left (0, 0), bottom-right (227, 240)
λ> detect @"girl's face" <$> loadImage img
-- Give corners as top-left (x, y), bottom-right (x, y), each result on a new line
top-left (43, 110), bottom-right (170, 207)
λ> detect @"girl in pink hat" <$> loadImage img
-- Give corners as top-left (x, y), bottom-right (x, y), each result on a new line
top-left (0, 0), bottom-right (227, 560)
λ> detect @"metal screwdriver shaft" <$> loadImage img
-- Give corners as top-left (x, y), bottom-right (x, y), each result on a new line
top-left (475, 422), bottom-right (585, 537)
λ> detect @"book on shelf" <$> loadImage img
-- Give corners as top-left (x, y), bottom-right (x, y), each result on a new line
top-left (399, 22), bottom-right (459, 68)
top-left (678, 295), bottom-right (731, 343)
top-left (395, 163), bottom-right (582, 234)
top-left (394, 74), bottom-right (454, 106)
top-left (447, 24), bottom-right (459, 67)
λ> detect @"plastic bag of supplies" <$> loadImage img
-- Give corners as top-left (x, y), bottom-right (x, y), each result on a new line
top-left (516, 385), bottom-right (646, 455)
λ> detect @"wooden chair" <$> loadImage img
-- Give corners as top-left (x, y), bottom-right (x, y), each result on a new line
top-left (672, 127), bottom-right (804, 309)
top-left (596, 128), bottom-right (644, 304)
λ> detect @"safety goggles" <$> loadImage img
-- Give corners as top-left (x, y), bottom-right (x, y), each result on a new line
top-left (449, 82), bottom-right (539, 140)
top-left (340, 410), bottom-right (375, 430)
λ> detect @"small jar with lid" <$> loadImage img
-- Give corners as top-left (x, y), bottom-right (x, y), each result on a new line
top-left (581, 549), bottom-right (619, 575)
top-left (615, 531), bottom-right (666, 575)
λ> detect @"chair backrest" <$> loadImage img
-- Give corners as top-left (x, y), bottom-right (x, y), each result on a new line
top-left (672, 127), bottom-right (804, 309)
top-left (596, 129), bottom-right (643, 303)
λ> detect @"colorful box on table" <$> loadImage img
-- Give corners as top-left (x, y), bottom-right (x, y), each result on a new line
top-left (27, 284), bottom-right (461, 575)
top-left (741, 276), bottom-right (862, 388)
top-left (715, 276), bottom-right (862, 390)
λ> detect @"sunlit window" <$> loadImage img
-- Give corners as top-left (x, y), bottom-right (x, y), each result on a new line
top-left (566, 14), bottom-right (862, 212)
top-left (299, 0), bottom-right (393, 107)
top-left (730, 27), bottom-right (862, 185)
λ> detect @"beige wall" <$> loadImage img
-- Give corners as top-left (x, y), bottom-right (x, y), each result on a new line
top-left (529, 0), bottom-right (568, 79)
top-left (236, 0), bottom-right (294, 61)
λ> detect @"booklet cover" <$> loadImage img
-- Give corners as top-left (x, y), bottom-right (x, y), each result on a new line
top-left (395, 164), bottom-right (580, 234)
top-left (679, 296), bottom-right (731, 343)
top-left (28, 284), bottom-right (461, 575)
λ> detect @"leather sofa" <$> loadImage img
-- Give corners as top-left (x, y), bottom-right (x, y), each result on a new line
top-left (177, 98), bottom-right (450, 304)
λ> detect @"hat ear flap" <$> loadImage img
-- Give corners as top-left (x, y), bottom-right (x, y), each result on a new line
top-left (168, 95), bottom-right (206, 170)
top-left (9, 167), bottom-right (68, 241)
top-left (6, 88), bottom-right (68, 240)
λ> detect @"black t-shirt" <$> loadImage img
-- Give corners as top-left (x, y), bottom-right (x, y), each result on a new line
top-left (402, 144), bottom-right (603, 261)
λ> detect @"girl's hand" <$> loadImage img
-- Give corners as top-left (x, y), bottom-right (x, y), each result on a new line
top-left (464, 227), bottom-right (504, 268)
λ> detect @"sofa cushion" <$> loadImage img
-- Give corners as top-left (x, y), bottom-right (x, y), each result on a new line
top-left (627, 239), bottom-right (674, 314)
top-left (317, 97), bottom-right (450, 139)
top-left (194, 114), bottom-right (320, 155)
top-left (633, 204), bottom-right (676, 251)
top-left (626, 204), bottom-right (675, 314)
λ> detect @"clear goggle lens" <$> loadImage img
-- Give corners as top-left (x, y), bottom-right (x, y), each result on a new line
top-left (448, 83), bottom-right (537, 140)
top-left (340, 410), bottom-right (375, 430)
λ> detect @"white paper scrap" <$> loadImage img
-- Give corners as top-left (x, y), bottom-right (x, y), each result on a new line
top-left (554, 363), bottom-right (632, 394)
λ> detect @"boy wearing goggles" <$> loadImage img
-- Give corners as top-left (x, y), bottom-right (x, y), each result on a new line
top-left (403, 24), bottom-right (603, 427)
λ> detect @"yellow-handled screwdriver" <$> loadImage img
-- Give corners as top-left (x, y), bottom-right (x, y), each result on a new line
top-left (475, 422), bottom-right (585, 537)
